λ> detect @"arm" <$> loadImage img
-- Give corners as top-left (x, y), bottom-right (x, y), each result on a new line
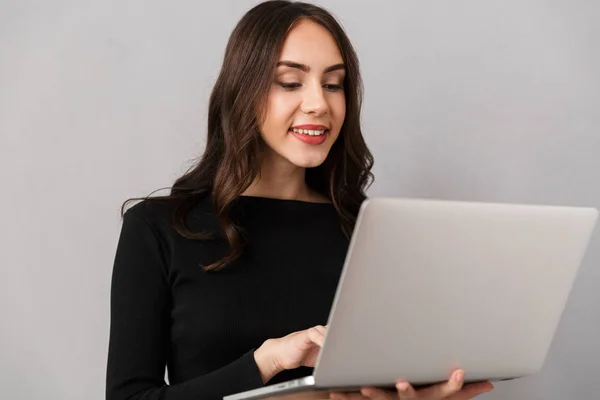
top-left (105, 208), bottom-right (270, 400)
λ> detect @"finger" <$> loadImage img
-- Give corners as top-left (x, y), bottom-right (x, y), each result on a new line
top-left (447, 382), bottom-right (495, 400)
top-left (294, 326), bottom-right (325, 351)
top-left (361, 386), bottom-right (393, 400)
top-left (306, 326), bottom-right (326, 347)
top-left (419, 369), bottom-right (465, 399)
top-left (315, 325), bottom-right (327, 335)
top-left (395, 381), bottom-right (418, 399)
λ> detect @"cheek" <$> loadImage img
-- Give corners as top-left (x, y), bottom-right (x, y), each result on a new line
top-left (329, 94), bottom-right (346, 121)
top-left (264, 93), bottom-right (298, 133)
top-left (331, 95), bottom-right (346, 129)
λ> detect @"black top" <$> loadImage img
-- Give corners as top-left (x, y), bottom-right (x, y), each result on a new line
top-left (106, 195), bottom-right (350, 400)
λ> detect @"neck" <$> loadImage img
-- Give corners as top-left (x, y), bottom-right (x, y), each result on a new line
top-left (242, 152), bottom-right (316, 202)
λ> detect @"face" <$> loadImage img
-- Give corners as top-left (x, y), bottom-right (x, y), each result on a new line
top-left (259, 18), bottom-right (346, 169)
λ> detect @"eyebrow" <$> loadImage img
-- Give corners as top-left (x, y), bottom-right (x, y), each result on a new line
top-left (276, 60), bottom-right (345, 73)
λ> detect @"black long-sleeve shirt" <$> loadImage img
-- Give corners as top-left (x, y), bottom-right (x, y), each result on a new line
top-left (106, 195), bottom-right (349, 400)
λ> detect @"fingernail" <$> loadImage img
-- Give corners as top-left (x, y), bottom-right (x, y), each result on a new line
top-left (454, 370), bottom-right (464, 382)
top-left (396, 381), bottom-right (410, 391)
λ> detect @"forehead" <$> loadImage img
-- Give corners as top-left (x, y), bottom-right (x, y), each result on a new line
top-left (278, 19), bottom-right (343, 65)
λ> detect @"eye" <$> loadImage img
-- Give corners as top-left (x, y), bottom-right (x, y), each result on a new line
top-left (278, 82), bottom-right (301, 90)
top-left (323, 84), bottom-right (344, 92)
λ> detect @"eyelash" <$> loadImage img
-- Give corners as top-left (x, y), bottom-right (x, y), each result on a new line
top-left (277, 82), bottom-right (344, 92)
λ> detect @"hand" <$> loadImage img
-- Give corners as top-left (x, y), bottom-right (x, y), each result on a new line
top-left (254, 325), bottom-right (327, 383)
top-left (329, 369), bottom-right (494, 400)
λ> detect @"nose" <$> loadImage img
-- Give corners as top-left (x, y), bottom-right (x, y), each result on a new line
top-left (300, 82), bottom-right (329, 117)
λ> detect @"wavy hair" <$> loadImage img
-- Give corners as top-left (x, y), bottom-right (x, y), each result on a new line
top-left (122, 0), bottom-right (374, 271)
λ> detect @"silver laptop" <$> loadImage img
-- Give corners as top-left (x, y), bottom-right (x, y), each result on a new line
top-left (224, 197), bottom-right (598, 400)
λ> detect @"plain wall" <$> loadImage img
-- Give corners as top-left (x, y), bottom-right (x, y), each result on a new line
top-left (1, 0), bottom-right (599, 399)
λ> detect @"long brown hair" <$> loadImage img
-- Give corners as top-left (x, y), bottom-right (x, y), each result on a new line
top-left (122, 0), bottom-right (374, 271)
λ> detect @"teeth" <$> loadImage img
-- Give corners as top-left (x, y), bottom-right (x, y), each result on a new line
top-left (291, 128), bottom-right (326, 136)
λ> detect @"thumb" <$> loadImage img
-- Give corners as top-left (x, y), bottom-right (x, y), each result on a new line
top-left (302, 325), bottom-right (326, 348)
top-left (294, 325), bottom-right (325, 350)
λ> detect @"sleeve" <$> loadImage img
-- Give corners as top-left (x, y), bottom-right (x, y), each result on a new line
top-left (106, 208), bottom-right (265, 400)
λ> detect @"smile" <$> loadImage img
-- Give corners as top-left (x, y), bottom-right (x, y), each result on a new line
top-left (289, 128), bottom-right (329, 145)
top-left (290, 128), bottom-right (327, 136)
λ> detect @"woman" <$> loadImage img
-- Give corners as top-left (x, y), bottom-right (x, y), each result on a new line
top-left (106, 1), bottom-right (494, 399)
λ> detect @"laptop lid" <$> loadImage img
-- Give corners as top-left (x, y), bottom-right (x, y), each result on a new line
top-left (313, 198), bottom-right (598, 387)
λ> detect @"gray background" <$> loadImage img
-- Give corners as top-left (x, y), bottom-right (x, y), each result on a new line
top-left (1, 0), bottom-right (598, 399)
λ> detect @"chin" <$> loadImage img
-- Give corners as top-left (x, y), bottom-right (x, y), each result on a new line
top-left (288, 153), bottom-right (329, 168)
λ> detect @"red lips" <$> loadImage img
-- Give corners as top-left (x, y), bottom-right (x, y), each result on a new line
top-left (290, 124), bottom-right (329, 131)
top-left (289, 125), bottom-right (329, 145)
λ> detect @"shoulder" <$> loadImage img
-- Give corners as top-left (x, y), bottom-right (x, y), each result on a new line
top-left (117, 196), bottom-right (213, 269)
top-left (122, 195), bottom-right (216, 237)
top-left (124, 197), bottom-right (178, 227)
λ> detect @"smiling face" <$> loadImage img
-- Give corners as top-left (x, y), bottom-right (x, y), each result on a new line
top-left (259, 18), bottom-right (346, 169)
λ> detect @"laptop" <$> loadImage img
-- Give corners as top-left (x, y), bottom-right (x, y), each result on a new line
top-left (224, 197), bottom-right (598, 400)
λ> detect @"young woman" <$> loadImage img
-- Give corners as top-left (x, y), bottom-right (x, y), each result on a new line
top-left (105, 1), bottom-right (494, 399)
